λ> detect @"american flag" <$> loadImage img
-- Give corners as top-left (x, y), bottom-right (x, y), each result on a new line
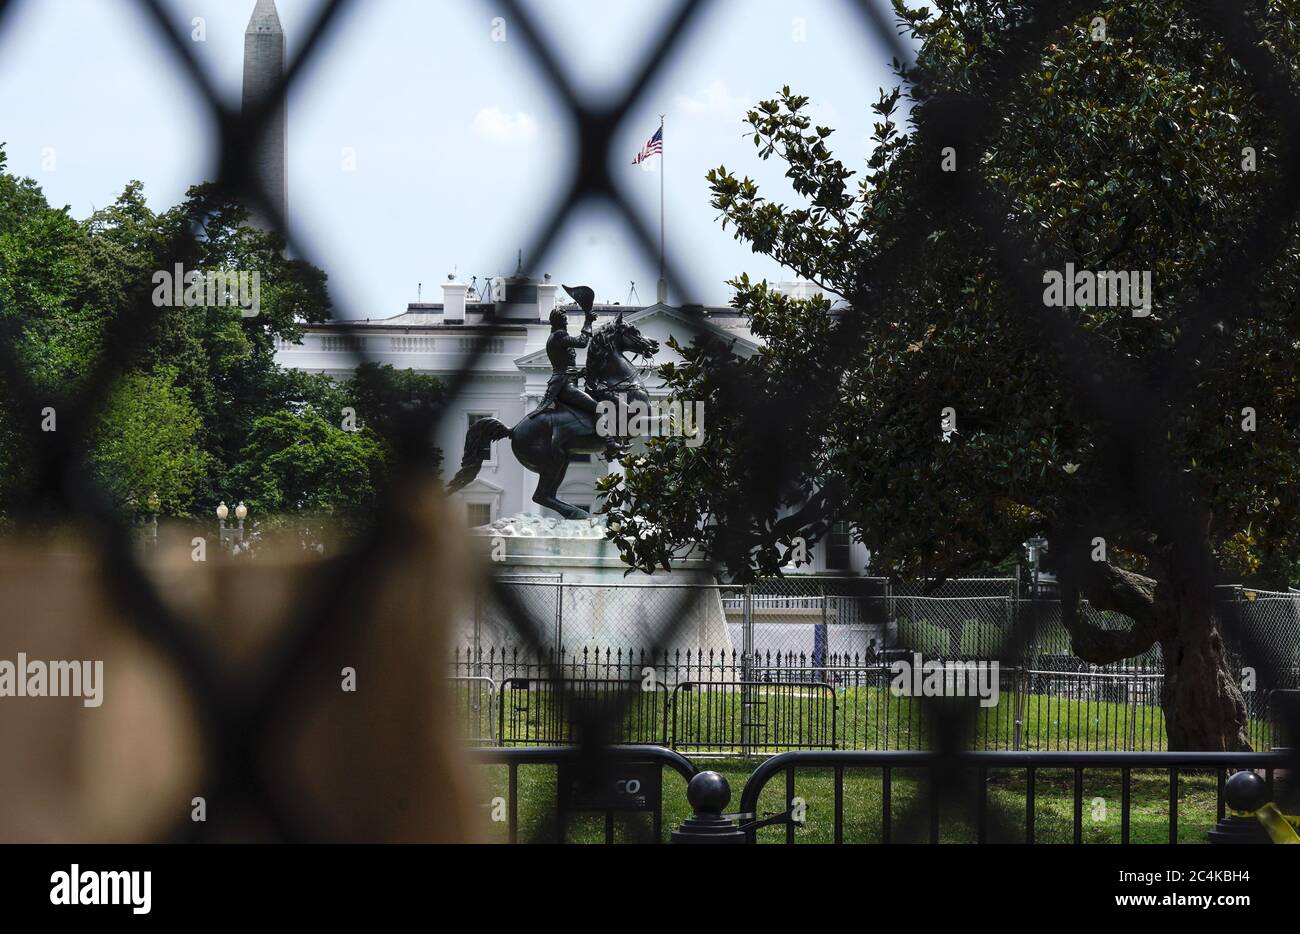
top-left (632, 126), bottom-right (663, 164)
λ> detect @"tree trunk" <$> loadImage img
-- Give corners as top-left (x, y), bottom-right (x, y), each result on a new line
top-left (1157, 577), bottom-right (1250, 751)
top-left (1058, 556), bottom-right (1251, 751)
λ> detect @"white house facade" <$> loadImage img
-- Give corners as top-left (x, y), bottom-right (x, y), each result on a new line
top-left (274, 271), bottom-right (870, 575)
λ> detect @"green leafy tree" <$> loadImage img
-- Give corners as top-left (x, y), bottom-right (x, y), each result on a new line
top-left (601, 2), bottom-right (1300, 749)
top-left (0, 146), bottom-right (443, 521)
top-left (347, 362), bottom-right (445, 473)
top-left (0, 142), bottom-right (108, 508)
top-left (89, 367), bottom-right (210, 515)
top-left (237, 407), bottom-right (388, 516)
top-left (124, 182), bottom-right (333, 509)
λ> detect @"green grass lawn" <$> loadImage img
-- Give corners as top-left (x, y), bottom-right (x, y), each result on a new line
top-left (470, 759), bottom-right (1237, 844)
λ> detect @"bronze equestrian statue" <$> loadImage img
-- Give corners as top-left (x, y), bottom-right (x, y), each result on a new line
top-left (446, 285), bottom-right (659, 519)
top-left (538, 285), bottom-right (599, 415)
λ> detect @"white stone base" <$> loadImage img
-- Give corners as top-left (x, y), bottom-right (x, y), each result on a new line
top-left (455, 514), bottom-right (734, 665)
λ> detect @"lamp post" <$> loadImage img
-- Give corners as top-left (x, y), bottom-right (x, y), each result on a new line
top-left (1019, 534), bottom-right (1050, 752)
top-left (1026, 535), bottom-right (1047, 595)
top-left (218, 501), bottom-right (248, 552)
top-left (143, 491), bottom-right (160, 547)
top-left (130, 491), bottom-right (160, 552)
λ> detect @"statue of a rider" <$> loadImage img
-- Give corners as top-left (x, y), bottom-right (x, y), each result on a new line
top-left (540, 285), bottom-right (598, 413)
top-left (535, 284), bottom-right (626, 460)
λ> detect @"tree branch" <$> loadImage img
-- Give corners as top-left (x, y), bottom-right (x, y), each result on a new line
top-left (1057, 563), bottom-right (1161, 665)
top-left (1077, 560), bottom-right (1164, 622)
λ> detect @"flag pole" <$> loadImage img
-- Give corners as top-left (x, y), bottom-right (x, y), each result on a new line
top-left (657, 114), bottom-right (667, 304)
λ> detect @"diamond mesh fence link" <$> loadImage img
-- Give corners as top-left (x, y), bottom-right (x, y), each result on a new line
top-left (469, 579), bottom-right (744, 662)
top-left (2, 0), bottom-right (1299, 846)
top-left (1232, 589), bottom-right (1300, 677)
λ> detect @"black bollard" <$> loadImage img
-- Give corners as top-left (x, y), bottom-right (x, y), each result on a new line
top-left (1208, 771), bottom-right (1271, 844)
top-left (671, 771), bottom-right (747, 844)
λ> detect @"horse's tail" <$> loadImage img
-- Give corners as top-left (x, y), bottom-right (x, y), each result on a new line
top-left (446, 417), bottom-right (512, 493)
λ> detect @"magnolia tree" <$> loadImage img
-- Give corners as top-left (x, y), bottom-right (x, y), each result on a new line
top-left (598, 1), bottom-right (1300, 750)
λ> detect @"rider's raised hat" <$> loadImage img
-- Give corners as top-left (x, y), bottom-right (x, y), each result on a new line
top-left (562, 284), bottom-right (595, 313)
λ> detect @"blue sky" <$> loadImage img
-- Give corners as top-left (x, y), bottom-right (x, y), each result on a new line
top-left (0, 0), bottom-right (911, 318)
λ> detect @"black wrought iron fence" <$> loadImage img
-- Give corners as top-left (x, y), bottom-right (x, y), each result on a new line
top-left (451, 569), bottom-right (1300, 756)
top-left (452, 652), bottom-right (1293, 753)
top-left (670, 680), bottom-right (838, 752)
top-left (449, 676), bottom-right (498, 746)
top-left (737, 750), bottom-right (1295, 845)
top-left (498, 677), bottom-right (670, 746)
top-left (469, 746), bottom-right (1294, 844)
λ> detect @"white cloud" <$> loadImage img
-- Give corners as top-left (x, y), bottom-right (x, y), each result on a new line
top-left (806, 100), bottom-right (842, 129)
top-left (674, 79), bottom-right (749, 120)
top-left (471, 107), bottom-right (539, 144)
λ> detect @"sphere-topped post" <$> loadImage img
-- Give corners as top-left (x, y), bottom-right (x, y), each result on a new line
top-left (671, 771), bottom-right (745, 844)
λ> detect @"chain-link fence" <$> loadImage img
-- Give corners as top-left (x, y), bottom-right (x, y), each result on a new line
top-left (457, 577), bottom-right (1300, 672)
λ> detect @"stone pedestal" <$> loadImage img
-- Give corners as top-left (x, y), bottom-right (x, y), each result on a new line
top-left (457, 515), bottom-right (734, 660)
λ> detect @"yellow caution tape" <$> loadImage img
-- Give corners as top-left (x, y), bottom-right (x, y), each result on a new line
top-left (1256, 804), bottom-right (1300, 844)
top-left (1227, 806), bottom-right (1300, 842)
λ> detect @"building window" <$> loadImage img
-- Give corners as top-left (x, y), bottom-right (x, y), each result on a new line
top-left (826, 521), bottom-right (852, 571)
top-left (467, 413), bottom-right (495, 464)
top-left (466, 502), bottom-right (492, 527)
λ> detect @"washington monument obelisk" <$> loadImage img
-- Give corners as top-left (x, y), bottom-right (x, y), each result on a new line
top-left (242, 0), bottom-right (287, 229)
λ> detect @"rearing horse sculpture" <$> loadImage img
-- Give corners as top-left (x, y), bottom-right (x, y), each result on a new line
top-left (446, 311), bottom-right (659, 519)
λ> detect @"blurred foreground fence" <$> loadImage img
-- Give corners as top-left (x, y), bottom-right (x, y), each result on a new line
top-left (3, 0), bottom-right (1299, 846)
